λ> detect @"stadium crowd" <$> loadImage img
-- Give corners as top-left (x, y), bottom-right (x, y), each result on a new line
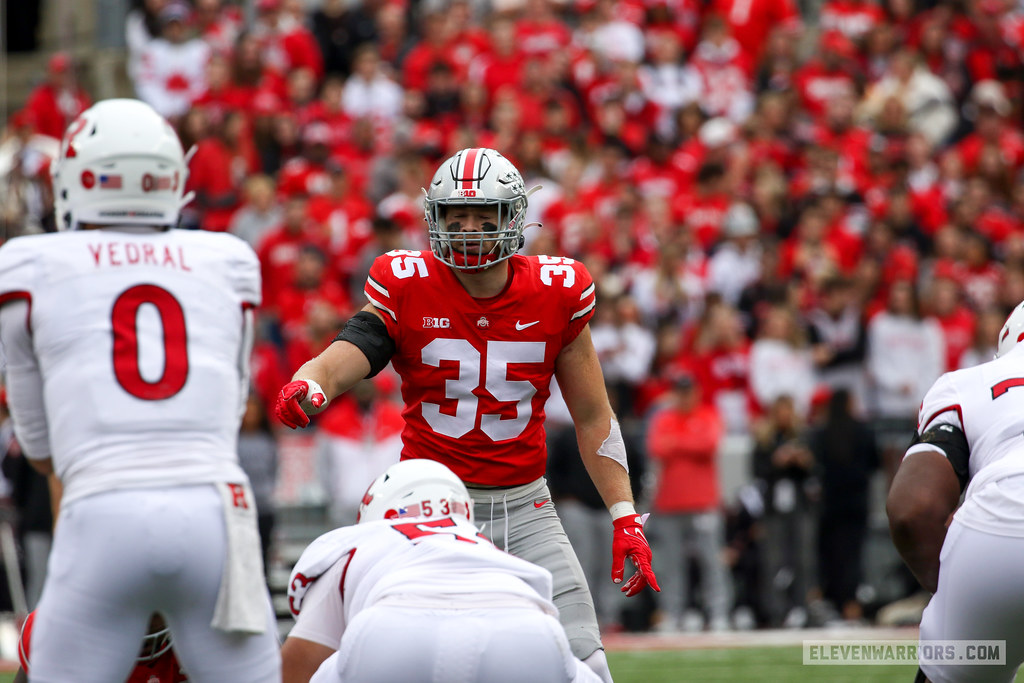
top-left (2, 0), bottom-right (1024, 634)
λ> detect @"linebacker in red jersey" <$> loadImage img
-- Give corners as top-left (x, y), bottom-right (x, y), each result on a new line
top-left (276, 147), bottom-right (658, 683)
top-left (17, 611), bottom-right (187, 683)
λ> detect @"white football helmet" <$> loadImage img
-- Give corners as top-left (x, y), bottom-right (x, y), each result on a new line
top-left (997, 301), bottom-right (1024, 358)
top-left (358, 459), bottom-right (474, 525)
top-left (51, 98), bottom-right (191, 230)
top-left (424, 147), bottom-right (536, 270)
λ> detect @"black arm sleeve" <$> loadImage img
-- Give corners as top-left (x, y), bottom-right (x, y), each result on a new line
top-left (333, 311), bottom-right (396, 378)
top-left (908, 424), bottom-right (970, 493)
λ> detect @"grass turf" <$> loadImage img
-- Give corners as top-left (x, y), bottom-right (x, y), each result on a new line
top-left (607, 646), bottom-right (917, 682)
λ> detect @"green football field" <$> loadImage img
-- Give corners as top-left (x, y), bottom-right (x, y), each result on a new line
top-left (607, 646), bottom-right (916, 682)
top-left (1, 644), bottom-right (1016, 682)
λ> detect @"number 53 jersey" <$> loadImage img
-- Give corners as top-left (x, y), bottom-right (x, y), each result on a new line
top-left (364, 250), bottom-right (597, 486)
top-left (0, 229), bottom-right (260, 505)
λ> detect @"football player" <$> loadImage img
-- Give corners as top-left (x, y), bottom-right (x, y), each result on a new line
top-left (282, 459), bottom-right (602, 683)
top-left (276, 147), bottom-right (658, 681)
top-left (888, 301), bottom-right (1024, 683)
top-left (0, 98), bottom-right (280, 682)
top-left (16, 612), bottom-right (187, 683)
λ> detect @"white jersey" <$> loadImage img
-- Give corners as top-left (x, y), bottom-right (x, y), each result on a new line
top-left (287, 516), bottom-right (558, 650)
top-left (0, 228), bottom-right (260, 505)
top-left (908, 342), bottom-right (1024, 535)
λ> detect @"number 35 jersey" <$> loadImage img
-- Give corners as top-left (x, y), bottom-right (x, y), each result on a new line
top-left (364, 251), bottom-right (596, 486)
top-left (0, 229), bottom-right (260, 505)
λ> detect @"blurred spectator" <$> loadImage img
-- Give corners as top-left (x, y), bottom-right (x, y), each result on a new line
top-left (707, 0), bottom-right (800, 62)
top-left (684, 16), bottom-right (755, 124)
top-left (134, 2), bottom-right (211, 121)
top-left (647, 369), bottom-right (732, 632)
top-left (0, 407), bottom-right (51, 610)
top-left (806, 274), bottom-right (869, 414)
top-left (238, 393), bottom-right (278, 577)
top-left (751, 395), bottom-right (815, 628)
top-left (688, 301), bottom-right (754, 435)
top-left (926, 275), bottom-right (976, 373)
top-left (707, 203), bottom-right (763, 306)
top-left (810, 388), bottom-right (879, 622)
top-left (256, 193), bottom-right (326, 316)
top-left (857, 47), bottom-right (956, 147)
top-left (342, 44), bottom-right (403, 123)
top-left (316, 377), bottom-right (403, 525)
top-left (229, 174), bottom-right (283, 248)
top-left (311, 0), bottom-right (379, 77)
top-left (275, 243), bottom-right (352, 340)
top-left (22, 53), bottom-right (92, 142)
top-left (865, 278), bottom-right (944, 461)
top-left (194, 0), bottom-right (243, 56)
top-left (749, 304), bottom-right (816, 419)
top-left (251, 0), bottom-right (324, 81)
top-left (958, 306), bottom-right (1003, 369)
top-left (630, 233), bottom-right (706, 328)
top-left (126, 0), bottom-right (168, 83)
top-left (179, 106), bottom-right (241, 231)
top-left (591, 294), bottom-right (657, 418)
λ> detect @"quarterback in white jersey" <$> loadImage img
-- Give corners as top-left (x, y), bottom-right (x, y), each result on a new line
top-left (888, 301), bottom-right (1024, 683)
top-left (282, 459), bottom-right (601, 683)
top-left (0, 99), bottom-right (280, 683)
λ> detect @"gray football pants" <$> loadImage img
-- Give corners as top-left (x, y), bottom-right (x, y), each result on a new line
top-left (469, 477), bottom-right (603, 661)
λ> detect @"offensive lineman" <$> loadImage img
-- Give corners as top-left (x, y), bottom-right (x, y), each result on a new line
top-left (282, 459), bottom-right (602, 683)
top-left (888, 301), bottom-right (1024, 682)
top-left (0, 99), bottom-right (280, 682)
top-left (276, 147), bottom-right (658, 681)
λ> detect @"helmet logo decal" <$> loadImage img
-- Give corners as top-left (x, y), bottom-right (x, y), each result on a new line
top-left (81, 170), bottom-right (95, 189)
top-left (141, 174), bottom-right (173, 192)
top-left (99, 174), bottom-right (122, 189)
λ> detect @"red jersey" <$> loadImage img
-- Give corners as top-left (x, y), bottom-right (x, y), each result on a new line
top-left (364, 251), bottom-right (596, 486)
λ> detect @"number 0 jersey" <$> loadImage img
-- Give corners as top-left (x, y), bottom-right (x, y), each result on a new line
top-left (908, 342), bottom-right (1024, 536)
top-left (287, 516), bottom-right (558, 649)
top-left (0, 229), bottom-right (260, 505)
top-left (363, 251), bottom-right (596, 486)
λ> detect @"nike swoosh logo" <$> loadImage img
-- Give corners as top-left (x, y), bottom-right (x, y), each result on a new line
top-left (516, 320), bottom-right (540, 330)
top-left (533, 500), bottom-right (548, 508)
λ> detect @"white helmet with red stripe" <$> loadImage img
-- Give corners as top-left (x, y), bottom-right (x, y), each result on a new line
top-left (52, 98), bottom-right (191, 230)
top-left (357, 459), bottom-right (474, 525)
top-left (997, 301), bottom-right (1024, 358)
top-left (424, 147), bottom-right (534, 270)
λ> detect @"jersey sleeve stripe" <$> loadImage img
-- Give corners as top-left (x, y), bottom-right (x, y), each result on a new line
top-left (570, 300), bottom-right (596, 321)
top-left (365, 293), bottom-right (397, 322)
top-left (920, 404), bottom-right (964, 433)
top-left (367, 276), bottom-right (389, 298)
top-left (0, 291), bottom-right (33, 334)
top-left (579, 283), bottom-right (595, 301)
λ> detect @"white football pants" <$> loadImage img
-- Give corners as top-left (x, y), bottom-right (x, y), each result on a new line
top-left (311, 603), bottom-right (603, 683)
top-left (29, 485), bottom-right (281, 683)
top-left (919, 519), bottom-right (1024, 683)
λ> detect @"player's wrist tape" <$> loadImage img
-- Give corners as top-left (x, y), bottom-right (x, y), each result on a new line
top-left (302, 379), bottom-right (325, 403)
top-left (334, 311), bottom-right (396, 377)
top-left (609, 502), bottom-right (637, 521)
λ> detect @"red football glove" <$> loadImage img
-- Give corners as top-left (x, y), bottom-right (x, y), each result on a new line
top-left (274, 380), bottom-right (326, 429)
top-left (611, 512), bottom-right (660, 597)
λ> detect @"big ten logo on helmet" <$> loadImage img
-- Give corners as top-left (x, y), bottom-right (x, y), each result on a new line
top-left (141, 172), bottom-right (180, 193)
top-left (454, 189), bottom-right (479, 198)
top-left (423, 317), bottom-right (451, 328)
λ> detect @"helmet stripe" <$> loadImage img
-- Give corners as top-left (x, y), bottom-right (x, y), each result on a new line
top-left (459, 148), bottom-right (481, 190)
